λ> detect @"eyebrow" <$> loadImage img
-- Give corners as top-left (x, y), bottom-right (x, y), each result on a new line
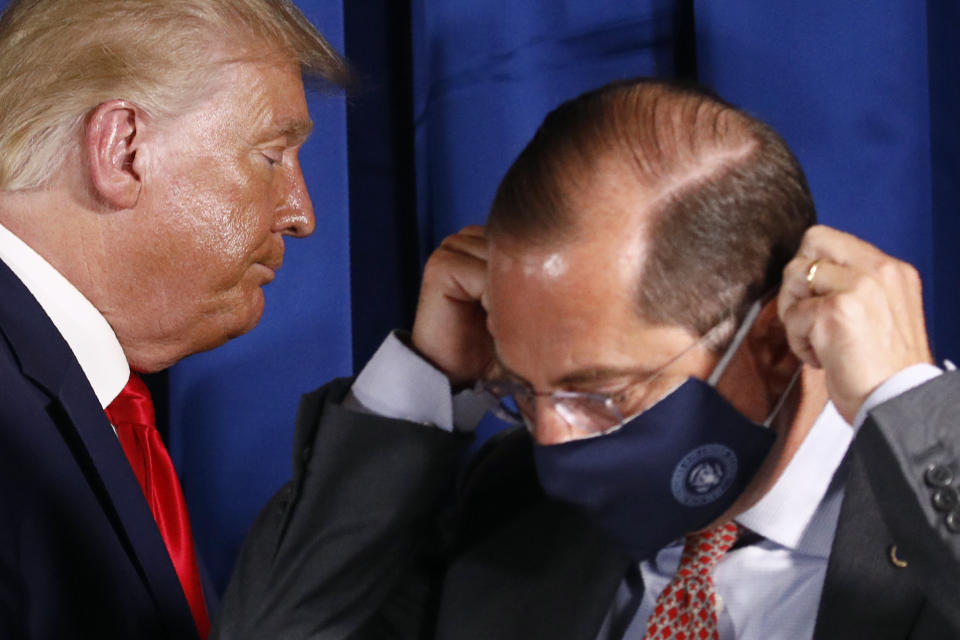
top-left (280, 118), bottom-right (314, 143)
top-left (260, 118), bottom-right (314, 145)
top-left (554, 366), bottom-right (656, 388)
top-left (492, 354), bottom-right (653, 390)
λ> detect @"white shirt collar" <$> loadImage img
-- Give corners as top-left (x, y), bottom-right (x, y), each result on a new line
top-left (735, 401), bottom-right (853, 558)
top-left (0, 222), bottom-right (128, 408)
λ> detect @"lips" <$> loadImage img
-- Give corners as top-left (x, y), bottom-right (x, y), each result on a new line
top-left (254, 253), bottom-right (282, 285)
top-left (260, 256), bottom-right (282, 272)
top-left (255, 238), bottom-right (284, 283)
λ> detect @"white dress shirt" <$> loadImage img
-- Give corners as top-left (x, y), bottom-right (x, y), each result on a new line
top-left (602, 400), bottom-right (851, 639)
top-left (350, 332), bottom-right (943, 639)
top-left (347, 330), bottom-right (489, 432)
top-left (0, 221), bottom-right (128, 409)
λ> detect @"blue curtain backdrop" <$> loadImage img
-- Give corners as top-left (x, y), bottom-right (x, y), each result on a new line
top-left (409, 0), bottom-right (959, 357)
top-left (411, 0), bottom-right (690, 258)
top-left (693, 0), bottom-right (960, 360)
top-left (3, 0), bottom-right (953, 593)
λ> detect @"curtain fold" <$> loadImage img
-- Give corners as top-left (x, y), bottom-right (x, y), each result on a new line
top-left (412, 0), bottom-right (683, 256)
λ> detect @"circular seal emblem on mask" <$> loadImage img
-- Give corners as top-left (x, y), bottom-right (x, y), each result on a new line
top-left (670, 444), bottom-right (738, 506)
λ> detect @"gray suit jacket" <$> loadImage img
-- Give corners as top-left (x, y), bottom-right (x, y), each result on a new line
top-left (213, 372), bottom-right (960, 639)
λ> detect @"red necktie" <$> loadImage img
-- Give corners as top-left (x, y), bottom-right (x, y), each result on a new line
top-left (106, 373), bottom-right (210, 639)
top-left (644, 522), bottom-right (740, 640)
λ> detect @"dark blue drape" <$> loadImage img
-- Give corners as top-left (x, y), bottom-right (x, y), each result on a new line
top-left (694, 0), bottom-right (959, 359)
top-left (409, 0), bottom-right (958, 360)
top-left (411, 0), bottom-right (685, 259)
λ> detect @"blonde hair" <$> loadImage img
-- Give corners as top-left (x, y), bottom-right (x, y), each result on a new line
top-left (0, 0), bottom-right (350, 191)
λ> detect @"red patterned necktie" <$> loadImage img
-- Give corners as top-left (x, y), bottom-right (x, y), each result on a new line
top-left (644, 522), bottom-right (740, 640)
top-left (106, 373), bottom-right (210, 639)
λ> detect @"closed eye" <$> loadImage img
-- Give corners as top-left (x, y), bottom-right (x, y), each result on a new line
top-left (261, 148), bottom-right (284, 166)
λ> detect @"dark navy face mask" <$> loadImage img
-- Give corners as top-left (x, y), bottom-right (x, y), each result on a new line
top-left (532, 301), bottom-right (797, 562)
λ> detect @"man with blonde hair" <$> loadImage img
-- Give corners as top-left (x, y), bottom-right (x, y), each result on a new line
top-left (0, 1), bottom-right (348, 637)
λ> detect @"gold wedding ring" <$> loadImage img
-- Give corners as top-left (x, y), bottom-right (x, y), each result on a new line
top-left (805, 259), bottom-right (823, 295)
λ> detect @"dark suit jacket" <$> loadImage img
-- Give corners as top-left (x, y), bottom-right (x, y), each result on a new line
top-left (0, 260), bottom-right (204, 638)
top-left (215, 373), bottom-right (960, 639)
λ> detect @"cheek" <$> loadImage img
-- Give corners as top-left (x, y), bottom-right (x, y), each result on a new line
top-left (162, 173), bottom-right (268, 275)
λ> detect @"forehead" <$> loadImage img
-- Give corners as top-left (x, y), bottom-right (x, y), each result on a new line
top-left (192, 59), bottom-right (311, 143)
top-left (486, 227), bottom-right (697, 386)
top-left (487, 171), bottom-right (654, 326)
top-left (487, 230), bottom-right (639, 338)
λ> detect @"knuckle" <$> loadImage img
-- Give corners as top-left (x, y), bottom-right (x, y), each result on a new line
top-left (783, 257), bottom-right (804, 280)
top-left (875, 258), bottom-right (902, 282)
top-left (423, 247), bottom-right (452, 275)
top-left (902, 263), bottom-right (922, 286)
top-left (822, 293), bottom-right (856, 321)
top-left (825, 294), bottom-right (871, 333)
top-left (804, 225), bottom-right (829, 244)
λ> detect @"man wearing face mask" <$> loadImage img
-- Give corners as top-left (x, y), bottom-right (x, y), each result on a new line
top-left (218, 79), bottom-right (960, 639)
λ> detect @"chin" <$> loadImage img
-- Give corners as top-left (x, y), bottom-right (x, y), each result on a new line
top-left (228, 291), bottom-right (267, 339)
top-left (119, 289), bottom-right (269, 371)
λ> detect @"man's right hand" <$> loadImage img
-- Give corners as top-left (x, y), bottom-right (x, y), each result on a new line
top-left (411, 226), bottom-right (494, 389)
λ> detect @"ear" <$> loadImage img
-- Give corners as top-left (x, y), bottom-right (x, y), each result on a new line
top-left (745, 298), bottom-right (801, 400)
top-left (85, 100), bottom-right (143, 209)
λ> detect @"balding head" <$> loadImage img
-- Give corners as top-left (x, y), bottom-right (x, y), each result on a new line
top-left (487, 79), bottom-right (815, 347)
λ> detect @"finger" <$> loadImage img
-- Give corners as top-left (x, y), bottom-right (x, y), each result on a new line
top-left (795, 224), bottom-right (888, 270)
top-left (458, 224), bottom-right (486, 238)
top-left (804, 260), bottom-right (858, 297)
top-left (439, 229), bottom-right (488, 261)
top-left (778, 255), bottom-right (864, 324)
top-left (778, 255), bottom-right (814, 320)
top-left (778, 256), bottom-right (840, 319)
top-left (429, 248), bottom-right (487, 302)
top-left (779, 295), bottom-right (824, 369)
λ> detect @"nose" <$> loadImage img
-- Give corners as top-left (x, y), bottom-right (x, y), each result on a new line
top-left (531, 400), bottom-right (573, 446)
top-left (273, 161), bottom-right (315, 238)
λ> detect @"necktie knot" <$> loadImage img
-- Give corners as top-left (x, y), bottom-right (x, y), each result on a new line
top-left (105, 372), bottom-right (155, 429)
top-left (678, 522), bottom-right (740, 578)
top-left (645, 522), bottom-right (741, 640)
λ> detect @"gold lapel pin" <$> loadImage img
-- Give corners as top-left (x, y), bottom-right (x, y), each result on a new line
top-left (889, 544), bottom-right (908, 568)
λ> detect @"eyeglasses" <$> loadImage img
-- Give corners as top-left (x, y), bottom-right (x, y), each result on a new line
top-left (477, 331), bottom-right (713, 440)
top-left (477, 299), bottom-right (764, 441)
top-left (476, 378), bottom-right (628, 438)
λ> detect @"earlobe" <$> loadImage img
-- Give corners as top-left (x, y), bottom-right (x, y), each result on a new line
top-left (86, 100), bottom-right (142, 209)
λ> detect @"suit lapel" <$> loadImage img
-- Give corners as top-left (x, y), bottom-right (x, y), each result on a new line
top-left (438, 499), bottom-right (629, 640)
top-left (0, 261), bottom-right (199, 639)
top-left (438, 429), bottom-right (630, 640)
top-left (814, 447), bottom-right (924, 639)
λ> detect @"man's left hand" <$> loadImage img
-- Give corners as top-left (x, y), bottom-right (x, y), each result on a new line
top-left (777, 225), bottom-right (934, 424)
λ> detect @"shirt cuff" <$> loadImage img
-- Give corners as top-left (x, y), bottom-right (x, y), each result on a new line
top-left (345, 331), bottom-right (456, 432)
top-left (852, 363), bottom-right (944, 429)
top-left (452, 388), bottom-right (494, 433)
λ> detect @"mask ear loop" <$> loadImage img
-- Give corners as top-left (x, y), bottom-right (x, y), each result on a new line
top-left (702, 297), bottom-right (803, 428)
top-left (761, 366), bottom-right (802, 428)
top-left (705, 299), bottom-right (765, 388)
